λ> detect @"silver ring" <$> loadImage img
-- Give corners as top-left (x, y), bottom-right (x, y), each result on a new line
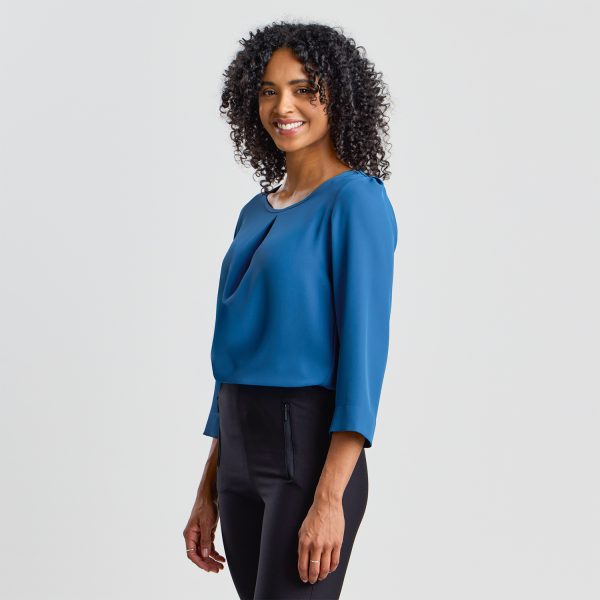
top-left (310, 559), bottom-right (320, 563)
top-left (186, 547), bottom-right (195, 552)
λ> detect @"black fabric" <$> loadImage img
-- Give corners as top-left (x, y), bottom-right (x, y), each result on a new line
top-left (216, 382), bottom-right (369, 599)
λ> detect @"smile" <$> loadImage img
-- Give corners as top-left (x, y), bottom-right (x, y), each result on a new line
top-left (273, 121), bottom-right (306, 136)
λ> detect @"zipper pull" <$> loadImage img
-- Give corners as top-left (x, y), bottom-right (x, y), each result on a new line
top-left (283, 403), bottom-right (289, 421)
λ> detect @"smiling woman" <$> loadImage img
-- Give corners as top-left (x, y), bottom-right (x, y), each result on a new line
top-left (218, 22), bottom-right (392, 193)
top-left (183, 21), bottom-right (396, 600)
top-left (255, 46), bottom-right (365, 209)
top-left (261, 80), bottom-right (314, 136)
top-left (257, 50), bottom-right (333, 157)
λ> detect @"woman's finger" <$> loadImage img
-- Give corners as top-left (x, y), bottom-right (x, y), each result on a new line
top-left (184, 526), bottom-right (220, 572)
top-left (329, 543), bottom-right (341, 573)
top-left (317, 546), bottom-right (332, 581)
top-left (297, 537), bottom-right (310, 582)
top-left (308, 547), bottom-right (323, 584)
top-left (209, 546), bottom-right (227, 563)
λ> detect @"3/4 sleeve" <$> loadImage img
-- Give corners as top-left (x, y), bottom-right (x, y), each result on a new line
top-left (328, 177), bottom-right (398, 448)
top-left (202, 205), bottom-right (247, 439)
top-left (202, 379), bottom-right (221, 438)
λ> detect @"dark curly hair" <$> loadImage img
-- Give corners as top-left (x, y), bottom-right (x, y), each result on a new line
top-left (218, 20), bottom-right (393, 192)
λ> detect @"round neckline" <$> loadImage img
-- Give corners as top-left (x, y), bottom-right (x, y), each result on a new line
top-left (262, 169), bottom-right (360, 213)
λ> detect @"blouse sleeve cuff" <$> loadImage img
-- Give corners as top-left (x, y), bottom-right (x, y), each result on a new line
top-left (328, 404), bottom-right (375, 448)
top-left (202, 380), bottom-right (221, 438)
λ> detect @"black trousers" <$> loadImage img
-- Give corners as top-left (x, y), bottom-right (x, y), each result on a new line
top-left (216, 383), bottom-right (369, 600)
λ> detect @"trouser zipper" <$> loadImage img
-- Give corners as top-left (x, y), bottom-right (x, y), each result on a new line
top-left (283, 402), bottom-right (295, 481)
top-left (217, 427), bottom-right (221, 467)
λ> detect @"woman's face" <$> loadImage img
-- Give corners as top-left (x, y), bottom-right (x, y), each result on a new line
top-left (258, 47), bottom-right (330, 153)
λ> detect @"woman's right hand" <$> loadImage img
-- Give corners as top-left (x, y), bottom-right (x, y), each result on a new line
top-left (183, 438), bottom-right (226, 573)
top-left (183, 495), bottom-right (226, 573)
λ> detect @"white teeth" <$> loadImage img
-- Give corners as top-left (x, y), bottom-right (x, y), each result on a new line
top-left (276, 121), bottom-right (304, 130)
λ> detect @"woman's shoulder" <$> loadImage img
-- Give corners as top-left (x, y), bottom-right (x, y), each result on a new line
top-left (333, 170), bottom-right (392, 213)
top-left (331, 171), bottom-right (397, 246)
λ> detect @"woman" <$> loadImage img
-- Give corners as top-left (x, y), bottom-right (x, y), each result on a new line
top-left (183, 21), bottom-right (397, 599)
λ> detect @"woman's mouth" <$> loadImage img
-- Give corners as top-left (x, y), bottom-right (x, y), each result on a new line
top-left (273, 120), bottom-right (306, 136)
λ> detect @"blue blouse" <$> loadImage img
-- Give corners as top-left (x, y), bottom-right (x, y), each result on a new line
top-left (202, 169), bottom-right (397, 448)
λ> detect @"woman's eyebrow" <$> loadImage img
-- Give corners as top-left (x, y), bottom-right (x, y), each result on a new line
top-left (260, 78), bottom-right (312, 86)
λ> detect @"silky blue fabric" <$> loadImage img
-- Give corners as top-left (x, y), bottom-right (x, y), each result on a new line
top-left (202, 169), bottom-right (397, 448)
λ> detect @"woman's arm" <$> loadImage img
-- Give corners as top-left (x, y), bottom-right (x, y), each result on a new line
top-left (314, 431), bottom-right (365, 503)
top-left (297, 431), bottom-right (364, 584)
top-left (297, 176), bottom-right (397, 584)
top-left (197, 437), bottom-right (219, 502)
top-left (182, 438), bottom-right (227, 573)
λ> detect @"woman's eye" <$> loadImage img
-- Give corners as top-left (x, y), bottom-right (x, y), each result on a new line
top-left (261, 88), bottom-right (315, 96)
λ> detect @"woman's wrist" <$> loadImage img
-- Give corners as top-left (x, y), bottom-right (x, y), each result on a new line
top-left (196, 439), bottom-right (219, 503)
top-left (197, 477), bottom-right (217, 504)
top-left (314, 481), bottom-right (344, 504)
top-left (197, 490), bottom-right (217, 506)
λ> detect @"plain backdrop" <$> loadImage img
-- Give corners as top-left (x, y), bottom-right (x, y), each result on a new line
top-left (1, 2), bottom-right (598, 599)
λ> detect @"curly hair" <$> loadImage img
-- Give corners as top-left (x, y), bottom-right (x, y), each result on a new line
top-left (218, 20), bottom-right (393, 192)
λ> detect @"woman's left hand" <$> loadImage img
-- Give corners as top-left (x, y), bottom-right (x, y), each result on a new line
top-left (297, 497), bottom-right (345, 584)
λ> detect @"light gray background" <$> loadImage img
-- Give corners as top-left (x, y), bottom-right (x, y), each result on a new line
top-left (1, 2), bottom-right (598, 599)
